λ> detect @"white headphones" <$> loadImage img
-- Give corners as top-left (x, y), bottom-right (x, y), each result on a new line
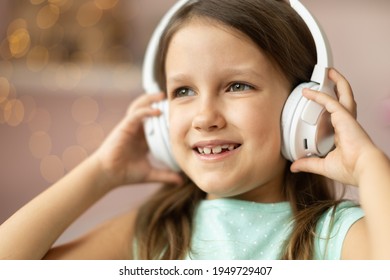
top-left (142, 0), bottom-right (336, 171)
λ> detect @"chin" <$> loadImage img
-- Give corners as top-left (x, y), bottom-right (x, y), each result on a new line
top-left (194, 181), bottom-right (249, 199)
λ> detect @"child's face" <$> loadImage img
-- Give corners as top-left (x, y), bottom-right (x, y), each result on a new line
top-left (165, 19), bottom-right (290, 202)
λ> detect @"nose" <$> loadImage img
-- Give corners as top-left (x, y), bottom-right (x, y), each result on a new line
top-left (192, 96), bottom-right (226, 132)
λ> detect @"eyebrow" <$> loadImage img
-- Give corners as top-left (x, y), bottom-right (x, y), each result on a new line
top-left (220, 67), bottom-right (265, 80)
top-left (167, 67), bottom-right (266, 84)
top-left (166, 73), bottom-right (191, 84)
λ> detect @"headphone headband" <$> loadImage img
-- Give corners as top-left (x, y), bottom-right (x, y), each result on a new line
top-left (142, 0), bottom-right (191, 94)
top-left (142, 0), bottom-right (333, 93)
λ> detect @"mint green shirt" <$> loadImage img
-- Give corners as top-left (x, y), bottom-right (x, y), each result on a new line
top-left (186, 198), bottom-right (364, 260)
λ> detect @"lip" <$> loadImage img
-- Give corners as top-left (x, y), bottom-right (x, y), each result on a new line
top-left (191, 139), bottom-right (242, 162)
top-left (191, 139), bottom-right (241, 149)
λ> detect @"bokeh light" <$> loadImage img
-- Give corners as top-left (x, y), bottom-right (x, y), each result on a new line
top-left (40, 155), bottom-right (65, 183)
top-left (36, 4), bottom-right (60, 30)
top-left (18, 95), bottom-right (37, 124)
top-left (76, 123), bottom-right (105, 152)
top-left (6, 18), bottom-right (28, 36)
top-left (3, 99), bottom-right (25, 127)
top-left (0, 101), bottom-right (8, 124)
top-left (94, 0), bottom-right (118, 10)
top-left (71, 96), bottom-right (99, 125)
top-left (0, 77), bottom-right (10, 103)
top-left (8, 28), bottom-right (31, 58)
top-left (28, 108), bottom-right (52, 132)
top-left (1, 0), bottom-right (136, 185)
top-left (77, 2), bottom-right (103, 28)
top-left (62, 145), bottom-right (88, 172)
top-left (29, 131), bottom-right (52, 159)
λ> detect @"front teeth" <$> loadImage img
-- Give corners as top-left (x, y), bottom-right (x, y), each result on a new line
top-left (197, 144), bottom-right (237, 155)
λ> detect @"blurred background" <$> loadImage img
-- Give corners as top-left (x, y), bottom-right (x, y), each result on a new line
top-left (0, 0), bottom-right (389, 245)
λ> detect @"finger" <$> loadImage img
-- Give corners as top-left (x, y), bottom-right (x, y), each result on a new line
top-left (303, 87), bottom-right (345, 115)
top-left (127, 92), bottom-right (165, 114)
top-left (329, 68), bottom-right (357, 118)
top-left (117, 107), bottom-right (162, 135)
top-left (127, 106), bottom-right (161, 123)
top-left (290, 156), bottom-right (326, 177)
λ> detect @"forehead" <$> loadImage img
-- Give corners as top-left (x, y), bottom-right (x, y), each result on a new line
top-left (165, 18), bottom-right (277, 78)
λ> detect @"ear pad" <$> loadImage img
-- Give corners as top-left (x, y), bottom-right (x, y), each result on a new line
top-left (144, 100), bottom-right (180, 171)
top-left (281, 82), bottom-right (335, 162)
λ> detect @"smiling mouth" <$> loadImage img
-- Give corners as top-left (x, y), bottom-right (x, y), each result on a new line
top-left (194, 144), bottom-right (241, 155)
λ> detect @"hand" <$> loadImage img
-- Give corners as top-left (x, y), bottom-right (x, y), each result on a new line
top-left (290, 68), bottom-right (377, 186)
top-left (92, 93), bottom-right (183, 188)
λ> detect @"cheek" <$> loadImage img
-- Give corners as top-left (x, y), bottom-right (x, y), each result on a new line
top-left (240, 100), bottom-right (282, 129)
top-left (168, 106), bottom-right (191, 151)
top-left (238, 102), bottom-right (283, 148)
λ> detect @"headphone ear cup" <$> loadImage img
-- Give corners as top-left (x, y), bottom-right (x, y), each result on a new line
top-left (144, 100), bottom-right (180, 171)
top-left (281, 82), bottom-right (312, 161)
top-left (281, 81), bottom-right (335, 162)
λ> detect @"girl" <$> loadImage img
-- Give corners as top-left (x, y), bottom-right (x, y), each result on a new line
top-left (1, 0), bottom-right (390, 260)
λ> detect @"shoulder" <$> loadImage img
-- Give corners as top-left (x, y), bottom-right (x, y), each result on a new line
top-left (341, 216), bottom-right (370, 259)
top-left (314, 200), bottom-right (365, 259)
top-left (44, 209), bottom-right (139, 260)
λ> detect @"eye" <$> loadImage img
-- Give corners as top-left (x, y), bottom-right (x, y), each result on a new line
top-left (228, 82), bottom-right (253, 92)
top-left (173, 87), bottom-right (196, 98)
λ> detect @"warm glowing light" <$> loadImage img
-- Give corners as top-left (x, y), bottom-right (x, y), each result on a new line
top-left (62, 145), bottom-right (88, 172)
top-left (40, 155), bottom-right (65, 183)
top-left (7, 18), bottom-right (28, 36)
top-left (0, 102), bottom-right (7, 124)
top-left (77, 2), bottom-right (103, 27)
top-left (94, 0), bottom-right (119, 10)
top-left (29, 131), bottom-right (52, 159)
top-left (8, 28), bottom-right (31, 58)
top-left (49, 0), bottom-right (74, 13)
top-left (30, 0), bottom-right (45, 5)
top-left (28, 108), bottom-right (52, 132)
top-left (37, 4), bottom-right (60, 30)
top-left (76, 123), bottom-right (105, 152)
top-left (71, 96), bottom-right (99, 125)
top-left (3, 99), bottom-right (25, 127)
top-left (7, 19), bottom-right (29, 58)
top-left (19, 95), bottom-right (37, 123)
top-left (26, 45), bottom-right (50, 72)
top-left (0, 77), bottom-right (10, 103)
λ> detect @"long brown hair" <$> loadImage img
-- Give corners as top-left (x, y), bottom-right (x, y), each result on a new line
top-left (135, 0), bottom-right (343, 260)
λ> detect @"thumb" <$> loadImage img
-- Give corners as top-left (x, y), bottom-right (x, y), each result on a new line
top-left (290, 157), bottom-right (326, 176)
